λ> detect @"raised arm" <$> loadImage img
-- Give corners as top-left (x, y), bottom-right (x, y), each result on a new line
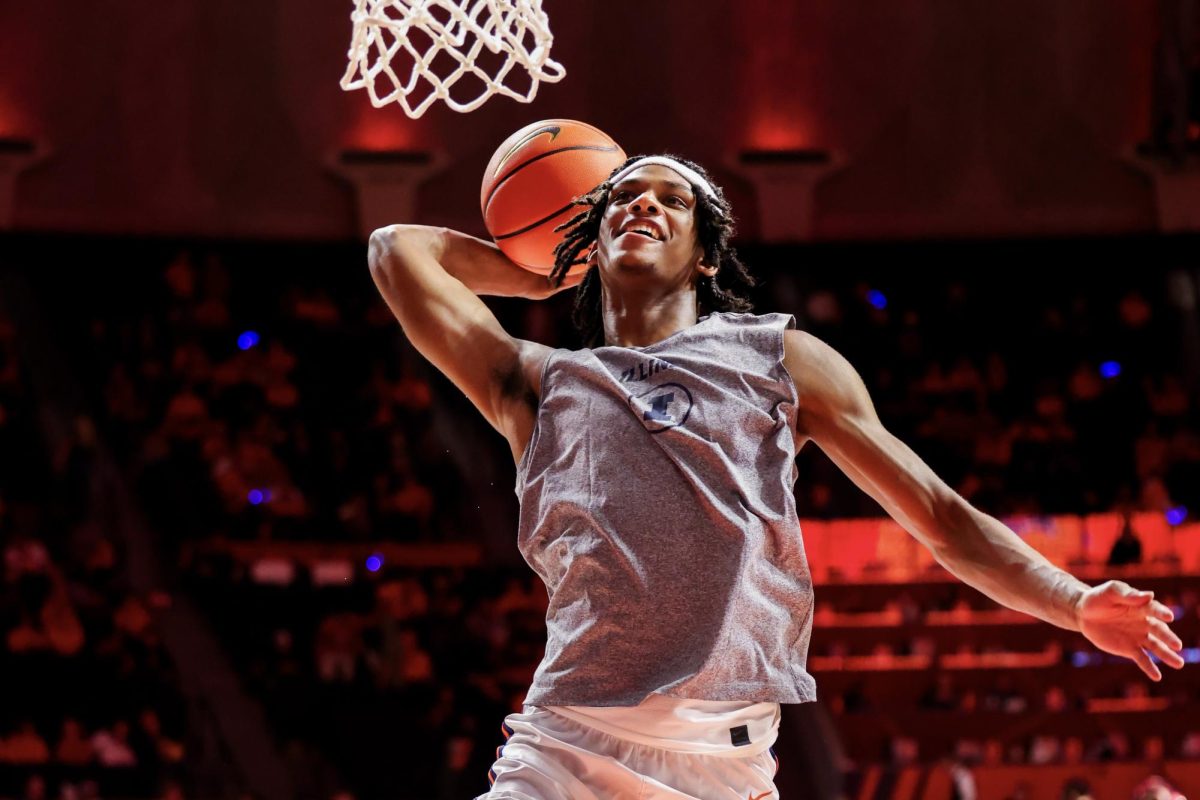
top-left (367, 225), bottom-right (580, 444)
top-left (783, 329), bottom-right (1186, 681)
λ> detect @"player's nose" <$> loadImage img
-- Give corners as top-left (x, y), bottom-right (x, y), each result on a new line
top-left (629, 190), bottom-right (660, 215)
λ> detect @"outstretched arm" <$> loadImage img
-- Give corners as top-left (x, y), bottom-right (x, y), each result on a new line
top-left (783, 329), bottom-right (1186, 681)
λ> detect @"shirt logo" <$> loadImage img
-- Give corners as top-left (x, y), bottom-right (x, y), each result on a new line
top-left (748, 791), bottom-right (773, 800)
top-left (620, 357), bottom-right (673, 383)
top-left (627, 382), bottom-right (693, 433)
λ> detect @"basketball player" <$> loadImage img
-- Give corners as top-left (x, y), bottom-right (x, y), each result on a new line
top-left (367, 155), bottom-right (1186, 799)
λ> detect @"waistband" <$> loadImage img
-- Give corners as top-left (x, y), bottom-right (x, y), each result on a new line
top-left (537, 692), bottom-right (781, 757)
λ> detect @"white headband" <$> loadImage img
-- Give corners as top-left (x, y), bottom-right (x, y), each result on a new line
top-left (608, 157), bottom-right (718, 201)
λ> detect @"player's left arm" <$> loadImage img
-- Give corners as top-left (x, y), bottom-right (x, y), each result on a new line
top-left (783, 329), bottom-right (1186, 681)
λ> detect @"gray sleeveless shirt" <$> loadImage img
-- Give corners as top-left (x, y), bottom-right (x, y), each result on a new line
top-left (515, 311), bottom-right (818, 707)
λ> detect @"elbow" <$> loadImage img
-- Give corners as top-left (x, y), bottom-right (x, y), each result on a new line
top-left (368, 224), bottom-right (444, 276)
top-left (368, 225), bottom-right (394, 246)
top-left (366, 225), bottom-right (412, 285)
top-left (368, 226), bottom-right (396, 276)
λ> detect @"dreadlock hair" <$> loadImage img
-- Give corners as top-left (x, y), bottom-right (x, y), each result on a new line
top-left (548, 154), bottom-right (758, 349)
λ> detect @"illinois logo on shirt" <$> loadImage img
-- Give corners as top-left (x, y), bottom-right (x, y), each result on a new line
top-left (627, 382), bottom-right (694, 433)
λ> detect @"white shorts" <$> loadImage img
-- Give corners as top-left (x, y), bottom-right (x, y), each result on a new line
top-left (478, 695), bottom-right (781, 800)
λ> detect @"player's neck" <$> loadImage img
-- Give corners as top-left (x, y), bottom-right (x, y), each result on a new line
top-left (601, 292), bottom-right (700, 349)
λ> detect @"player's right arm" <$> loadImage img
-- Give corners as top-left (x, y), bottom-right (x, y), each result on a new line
top-left (367, 225), bottom-right (580, 451)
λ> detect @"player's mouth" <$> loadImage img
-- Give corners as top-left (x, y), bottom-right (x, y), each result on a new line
top-left (618, 221), bottom-right (665, 241)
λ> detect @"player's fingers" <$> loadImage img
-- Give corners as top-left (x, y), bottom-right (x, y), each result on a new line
top-left (1149, 618), bottom-right (1184, 651)
top-left (1144, 633), bottom-right (1186, 670)
top-left (1115, 585), bottom-right (1153, 606)
top-left (1150, 601), bottom-right (1175, 623)
top-left (1133, 648), bottom-right (1163, 682)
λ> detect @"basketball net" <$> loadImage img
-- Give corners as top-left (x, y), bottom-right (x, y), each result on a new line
top-left (340, 0), bottom-right (566, 119)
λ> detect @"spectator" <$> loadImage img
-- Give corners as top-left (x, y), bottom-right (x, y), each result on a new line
top-left (56, 719), bottom-right (95, 766)
top-left (1063, 738), bottom-right (1084, 765)
top-left (5, 533), bottom-right (51, 582)
top-left (1107, 513), bottom-right (1144, 566)
top-left (288, 286), bottom-right (341, 327)
top-left (7, 610), bottom-right (50, 653)
top-left (6, 721), bottom-right (51, 764)
top-left (42, 576), bottom-right (86, 655)
top-left (158, 780), bottom-right (187, 800)
top-left (1044, 685), bottom-right (1069, 712)
top-left (114, 595), bottom-right (154, 640)
top-left (1133, 776), bottom-right (1185, 800)
top-left (890, 736), bottom-right (919, 766)
top-left (133, 709), bottom-right (185, 765)
top-left (1060, 777), bottom-right (1093, 800)
top-left (919, 674), bottom-right (960, 711)
top-left (493, 577), bottom-right (543, 617)
top-left (1029, 736), bottom-right (1061, 765)
top-left (315, 612), bottom-right (364, 683)
top-left (1087, 731), bottom-right (1130, 762)
top-left (437, 734), bottom-right (477, 800)
top-left (21, 774), bottom-right (47, 800)
top-left (948, 758), bottom-right (977, 800)
top-left (1144, 736), bottom-right (1165, 761)
top-left (371, 624), bottom-right (434, 689)
top-left (91, 721), bottom-right (138, 767)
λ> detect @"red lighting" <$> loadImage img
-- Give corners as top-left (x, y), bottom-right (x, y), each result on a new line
top-left (0, 91), bottom-right (36, 140)
top-left (345, 103), bottom-right (424, 152)
top-left (747, 110), bottom-right (815, 152)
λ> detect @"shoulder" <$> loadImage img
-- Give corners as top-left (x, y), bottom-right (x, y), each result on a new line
top-left (782, 329), bottom-right (874, 419)
top-left (782, 328), bottom-right (834, 370)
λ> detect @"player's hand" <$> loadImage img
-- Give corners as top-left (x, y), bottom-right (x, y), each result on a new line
top-left (1076, 580), bottom-right (1186, 681)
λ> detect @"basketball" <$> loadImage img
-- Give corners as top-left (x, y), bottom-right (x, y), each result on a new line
top-left (481, 119), bottom-right (627, 276)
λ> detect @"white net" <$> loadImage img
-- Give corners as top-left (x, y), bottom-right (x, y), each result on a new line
top-left (340, 0), bottom-right (566, 119)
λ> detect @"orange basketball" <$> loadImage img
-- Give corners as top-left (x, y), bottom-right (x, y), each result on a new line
top-left (481, 119), bottom-right (627, 276)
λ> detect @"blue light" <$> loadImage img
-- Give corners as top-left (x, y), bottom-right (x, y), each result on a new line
top-left (866, 290), bottom-right (888, 310)
top-left (1099, 361), bottom-right (1121, 379)
top-left (237, 331), bottom-right (260, 351)
top-left (1167, 506), bottom-right (1189, 526)
top-left (366, 554), bottom-right (383, 572)
top-left (1071, 651), bottom-right (1092, 668)
top-left (248, 489), bottom-right (264, 505)
top-left (1183, 648), bottom-right (1200, 664)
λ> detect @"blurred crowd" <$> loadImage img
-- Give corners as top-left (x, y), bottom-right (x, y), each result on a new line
top-left (0, 309), bottom-right (187, 800)
top-left (7, 240), bottom-right (1198, 799)
top-left (90, 251), bottom-right (462, 548)
top-left (784, 274), bottom-right (1197, 521)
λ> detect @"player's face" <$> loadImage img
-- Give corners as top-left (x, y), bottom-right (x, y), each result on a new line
top-left (593, 165), bottom-right (706, 281)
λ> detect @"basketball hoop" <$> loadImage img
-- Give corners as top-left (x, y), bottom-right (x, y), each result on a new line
top-left (340, 0), bottom-right (566, 119)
